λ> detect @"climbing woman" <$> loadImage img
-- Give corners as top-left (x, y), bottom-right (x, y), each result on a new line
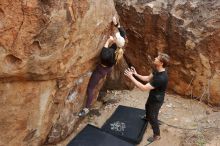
top-left (78, 16), bottom-right (126, 117)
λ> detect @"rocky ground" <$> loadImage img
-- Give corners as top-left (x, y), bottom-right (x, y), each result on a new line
top-left (56, 88), bottom-right (220, 146)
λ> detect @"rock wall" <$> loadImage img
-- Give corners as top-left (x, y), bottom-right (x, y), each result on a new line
top-left (114, 0), bottom-right (220, 105)
top-left (1, 0), bottom-right (219, 145)
top-left (0, 0), bottom-right (118, 145)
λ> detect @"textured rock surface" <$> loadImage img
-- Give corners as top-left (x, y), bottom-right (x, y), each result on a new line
top-left (1, 0), bottom-right (220, 145)
top-left (115, 0), bottom-right (220, 105)
top-left (0, 0), bottom-right (117, 145)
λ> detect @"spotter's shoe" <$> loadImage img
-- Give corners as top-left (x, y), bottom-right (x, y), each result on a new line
top-left (147, 135), bottom-right (161, 143)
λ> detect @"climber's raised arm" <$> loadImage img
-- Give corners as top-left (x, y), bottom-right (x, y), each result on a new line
top-left (104, 36), bottom-right (114, 48)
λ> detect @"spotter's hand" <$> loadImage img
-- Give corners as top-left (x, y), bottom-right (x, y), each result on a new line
top-left (130, 66), bottom-right (137, 75)
top-left (124, 68), bottom-right (133, 79)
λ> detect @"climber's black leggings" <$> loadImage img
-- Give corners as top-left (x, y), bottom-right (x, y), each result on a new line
top-left (85, 64), bottom-right (112, 108)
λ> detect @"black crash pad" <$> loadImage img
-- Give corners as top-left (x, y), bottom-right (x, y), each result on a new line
top-left (67, 124), bottom-right (135, 146)
top-left (101, 105), bottom-right (147, 144)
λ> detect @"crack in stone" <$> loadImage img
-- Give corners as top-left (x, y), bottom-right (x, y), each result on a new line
top-left (11, 0), bottom-right (25, 49)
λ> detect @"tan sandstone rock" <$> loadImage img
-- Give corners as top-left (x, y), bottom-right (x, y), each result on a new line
top-left (0, 0), bottom-right (118, 145)
top-left (114, 0), bottom-right (220, 105)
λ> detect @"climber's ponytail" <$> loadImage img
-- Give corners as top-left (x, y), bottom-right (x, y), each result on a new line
top-left (115, 47), bottom-right (124, 64)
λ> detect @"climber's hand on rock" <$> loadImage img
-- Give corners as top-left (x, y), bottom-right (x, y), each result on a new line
top-left (104, 36), bottom-right (114, 47)
top-left (108, 36), bottom-right (114, 43)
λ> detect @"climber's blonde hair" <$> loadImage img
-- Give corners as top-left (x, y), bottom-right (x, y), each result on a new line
top-left (115, 47), bottom-right (124, 64)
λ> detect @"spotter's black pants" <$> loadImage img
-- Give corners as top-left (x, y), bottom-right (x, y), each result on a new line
top-left (145, 100), bottom-right (163, 136)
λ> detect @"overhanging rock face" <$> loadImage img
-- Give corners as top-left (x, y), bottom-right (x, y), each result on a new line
top-left (115, 0), bottom-right (220, 105)
top-left (0, 0), bottom-right (117, 145)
